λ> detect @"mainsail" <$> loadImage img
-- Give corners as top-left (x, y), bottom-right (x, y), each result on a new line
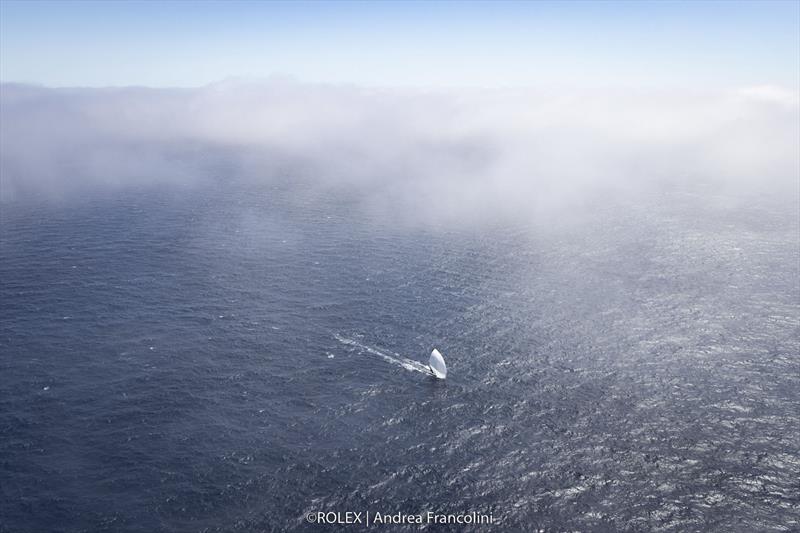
top-left (429, 348), bottom-right (447, 379)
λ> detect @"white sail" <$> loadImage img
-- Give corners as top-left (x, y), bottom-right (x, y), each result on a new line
top-left (429, 348), bottom-right (447, 379)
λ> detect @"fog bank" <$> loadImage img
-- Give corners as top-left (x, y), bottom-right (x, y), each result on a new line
top-left (1, 81), bottom-right (797, 225)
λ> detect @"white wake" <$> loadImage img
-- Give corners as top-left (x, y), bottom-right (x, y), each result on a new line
top-left (334, 334), bottom-right (434, 376)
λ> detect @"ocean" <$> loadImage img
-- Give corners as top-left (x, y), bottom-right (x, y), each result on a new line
top-left (1, 178), bottom-right (798, 532)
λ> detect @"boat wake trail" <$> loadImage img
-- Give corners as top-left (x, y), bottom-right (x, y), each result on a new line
top-left (334, 334), bottom-right (434, 376)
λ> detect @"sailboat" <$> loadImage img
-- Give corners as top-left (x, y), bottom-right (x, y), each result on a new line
top-left (429, 348), bottom-right (447, 379)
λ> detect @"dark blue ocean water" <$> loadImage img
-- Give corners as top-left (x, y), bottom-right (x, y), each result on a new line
top-left (1, 179), bottom-right (798, 532)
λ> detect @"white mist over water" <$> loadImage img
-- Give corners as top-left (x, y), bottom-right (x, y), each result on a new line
top-left (1, 81), bottom-right (797, 228)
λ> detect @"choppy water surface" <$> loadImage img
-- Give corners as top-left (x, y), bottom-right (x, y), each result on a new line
top-left (1, 180), bottom-right (798, 532)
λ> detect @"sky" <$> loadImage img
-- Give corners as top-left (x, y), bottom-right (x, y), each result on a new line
top-left (1, 0), bottom-right (799, 89)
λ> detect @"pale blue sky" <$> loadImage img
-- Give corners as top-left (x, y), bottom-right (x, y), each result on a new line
top-left (1, 0), bottom-right (798, 88)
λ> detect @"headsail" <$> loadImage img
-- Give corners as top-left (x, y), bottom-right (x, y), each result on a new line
top-left (429, 348), bottom-right (447, 379)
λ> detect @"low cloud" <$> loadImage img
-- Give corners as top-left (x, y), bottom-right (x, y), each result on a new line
top-left (1, 81), bottom-right (797, 225)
